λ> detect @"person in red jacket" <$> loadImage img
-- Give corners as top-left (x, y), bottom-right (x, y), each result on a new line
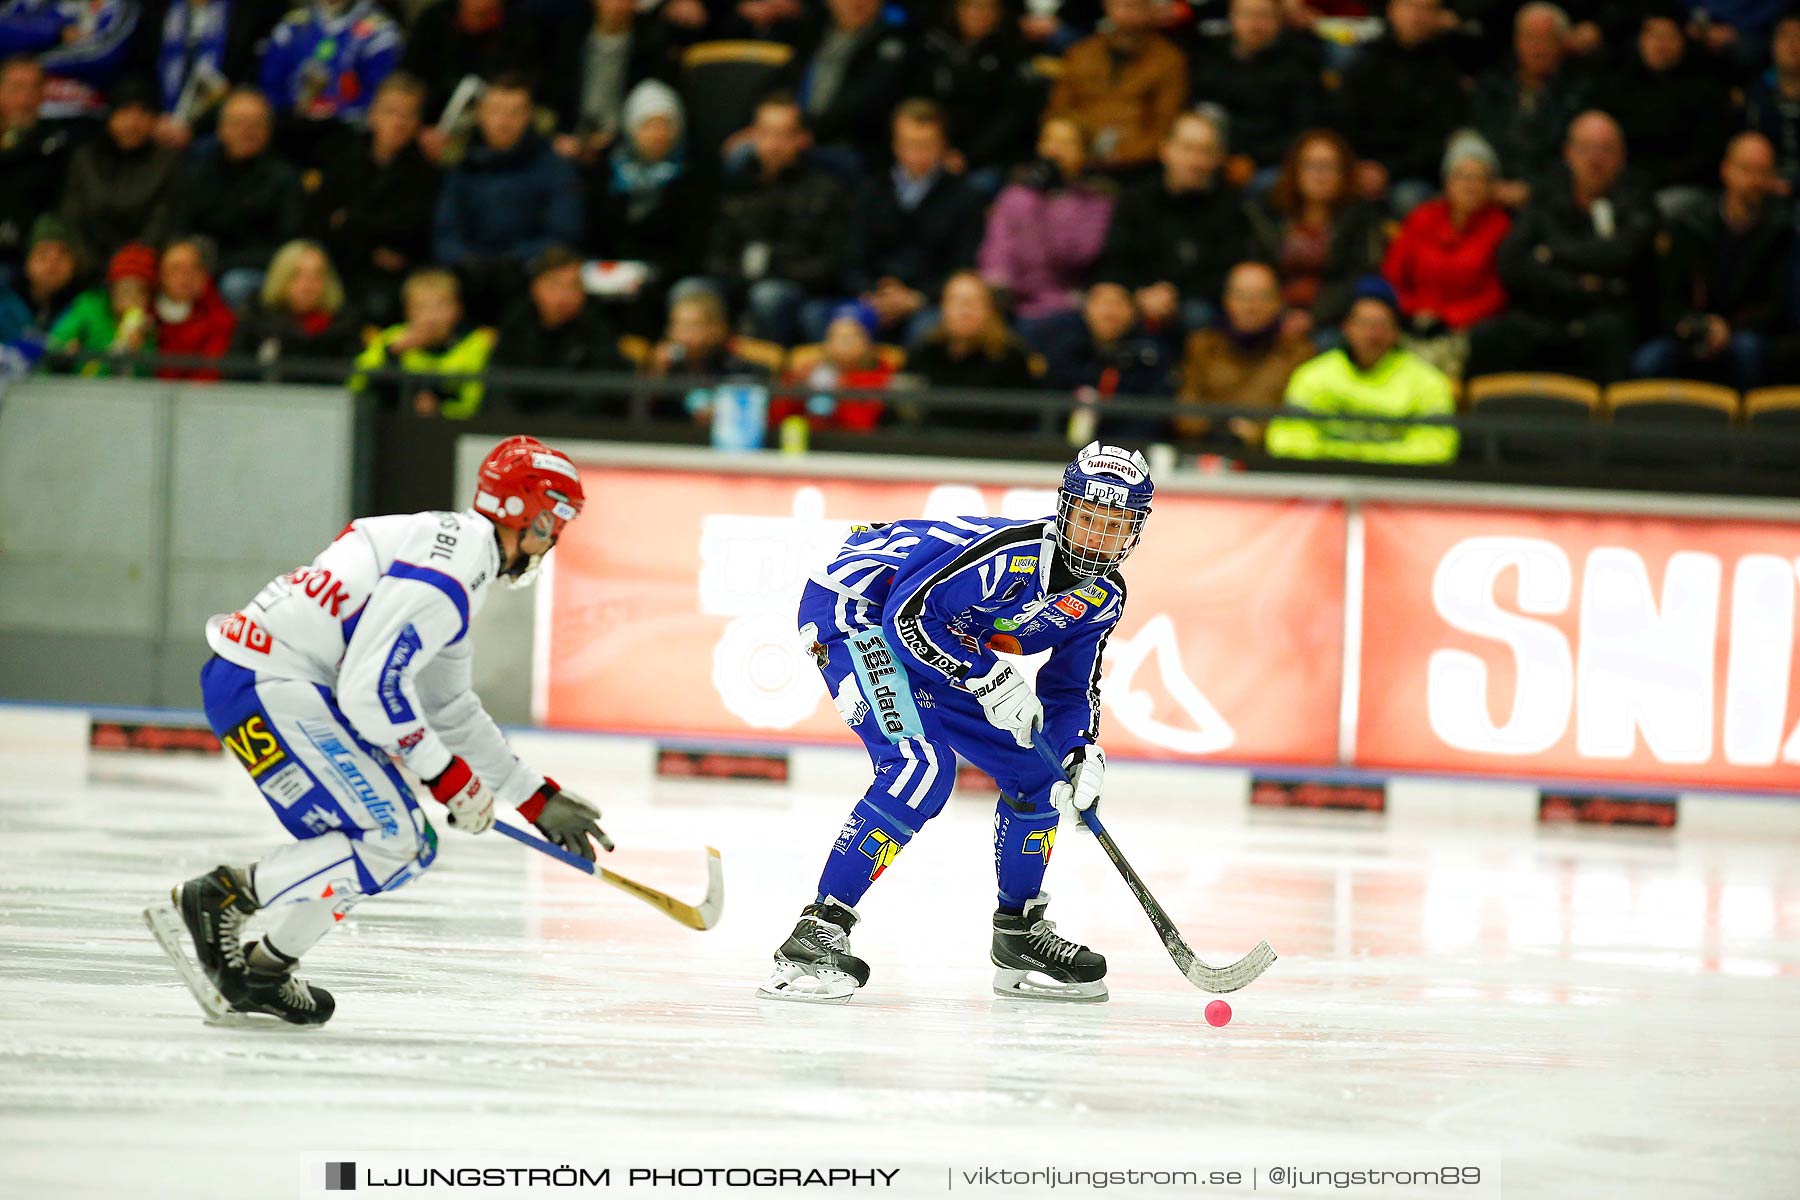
top-left (770, 302), bottom-right (895, 434)
top-left (154, 238), bottom-right (239, 381)
top-left (1380, 131), bottom-right (1511, 378)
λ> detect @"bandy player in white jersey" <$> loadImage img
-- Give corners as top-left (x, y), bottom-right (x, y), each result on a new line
top-left (152, 436), bottom-right (607, 1025)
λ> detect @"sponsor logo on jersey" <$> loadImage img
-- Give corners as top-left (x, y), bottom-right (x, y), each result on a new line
top-left (223, 714), bottom-right (285, 778)
top-left (379, 626), bottom-right (423, 722)
top-left (396, 727), bottom-right (425, 754)
top-left (429, 520), bottom-right (459, 562)
top-left (299, 722), bottom-right (400, 837)
top-left (1009, 554), bottom-right (1038, 575)
top-left (1055, 596), bottom-right (1088, 619)
top-left (993, 617), bottom-right (1021, 632)
top-left (300, 804), bottom-right (344, 836)
top-left (219, 611), bottom-right (273, 654)
top-left (913, 686), bottom-right (936, 709)
top-left (1075, 584), bottom-right (1108, 606)
top-left (986, 633), bottom-right (1023, 655)
top-left (869, 681), bottom-right (908, 736)
top-left (256, 762), bottom-right (312, 809)
top-left (833, 813), bottom-right (865, 855)
top-left (1023, 828), bottom-right (1056, 863)
top-left (852, 632), bottom-right (912, 735)
top-left (893, 618), bottom-right (965, 683)
top-left (859, 828), bottom-right (902, 880)
top-left (833, 674), bottom-right (870, 727)
top-left (284, 567), bottom-right (352, 617)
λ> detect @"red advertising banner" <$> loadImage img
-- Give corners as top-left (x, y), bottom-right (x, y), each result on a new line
top-left (540, 465), bottom-right (1345, 765)
top-left (1357, 503), bottom-right (1800, 792)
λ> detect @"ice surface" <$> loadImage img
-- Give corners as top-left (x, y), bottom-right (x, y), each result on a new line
top-left (3, 737), bottom-right (1799, 1199)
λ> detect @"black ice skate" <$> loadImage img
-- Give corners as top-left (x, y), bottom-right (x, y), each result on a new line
top-left (991, 893), bottom-right (1108, 1003)
top-left (757, 899), bottom-right (872, 1004)
top-left (143, 865), bottom-right (260, 1024)
top-left (236, 940), bottom-right (336, 1026)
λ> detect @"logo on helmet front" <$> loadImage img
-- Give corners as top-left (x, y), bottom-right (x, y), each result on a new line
top-left (1078, 446), bottom-right (1148, 484)
top-left (530, 452), bottom-right (579, 480)
top-left (1084, 481), bottom-right (1130, 505)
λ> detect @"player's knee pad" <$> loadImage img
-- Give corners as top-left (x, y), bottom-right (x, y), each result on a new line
top-left (355, 811), bottom-right (437, 894)
top-left (870, 737), bottom-right (955, 823)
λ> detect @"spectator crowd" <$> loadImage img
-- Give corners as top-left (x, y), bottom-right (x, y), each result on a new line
top-left (6, 0), bottom-right (1800, 464)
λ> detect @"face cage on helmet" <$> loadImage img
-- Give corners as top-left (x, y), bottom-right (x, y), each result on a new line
top-left (497, 503), bottom-right (570, 589)
top-left (1055, 489), bottom-right (1147, 578)
top-left (499, 550), bottom-right (548, 589)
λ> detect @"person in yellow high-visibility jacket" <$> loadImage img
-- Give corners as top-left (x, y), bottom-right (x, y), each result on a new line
top-left (1266, 286), bottom-right (1459, 465)
top-left (349, 268), bottom-right (495, 419)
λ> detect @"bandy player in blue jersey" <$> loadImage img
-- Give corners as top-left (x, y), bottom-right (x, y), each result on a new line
top-left (758, 442), bottom-right (1154, 1004)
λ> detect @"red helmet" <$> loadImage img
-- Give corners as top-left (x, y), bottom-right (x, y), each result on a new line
top-left (472, 436), bottom-right (585, 540)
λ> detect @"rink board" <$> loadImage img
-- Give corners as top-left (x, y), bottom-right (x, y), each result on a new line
top-left (512, 445), bottom-right (1800, 798)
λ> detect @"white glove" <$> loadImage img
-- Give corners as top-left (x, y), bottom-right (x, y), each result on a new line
top-left (427, 756), bottom-right (494, 834)
top-left (966, 659), bottom-right (1043, 749)
top-left (1050, 744), bottom-right (1105, 821)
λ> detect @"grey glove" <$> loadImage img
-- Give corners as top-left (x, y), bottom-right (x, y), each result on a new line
top-left (525, 781), bottom-right (613, 862)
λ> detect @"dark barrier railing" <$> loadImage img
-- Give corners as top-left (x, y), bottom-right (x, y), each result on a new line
top-left (21, 349), bottom-right (1800, 510)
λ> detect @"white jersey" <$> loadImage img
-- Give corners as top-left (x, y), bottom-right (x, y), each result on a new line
top-left (205, 509), bottom-right (543, 806)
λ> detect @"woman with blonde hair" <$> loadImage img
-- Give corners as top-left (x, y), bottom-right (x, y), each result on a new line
top-left (231, 240), bottom-right (364, 364)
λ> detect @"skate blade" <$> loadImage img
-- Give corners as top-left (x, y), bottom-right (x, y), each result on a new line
top-left (756, 961), bottom-right (859, 1005)
top-left (992, 967), bottom-right (1109, 1004)
top-left (144, 903), bottom-right (236, 1022)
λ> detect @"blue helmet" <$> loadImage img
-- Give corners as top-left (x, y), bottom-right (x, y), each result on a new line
top-left (1055, 441), bottom-right (1154, 578)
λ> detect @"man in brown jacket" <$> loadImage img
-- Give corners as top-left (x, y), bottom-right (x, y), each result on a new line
top-left (1177, 261), bottom-right (1314, 445)
top-left (1046, 0), bottom-right (1188, 174)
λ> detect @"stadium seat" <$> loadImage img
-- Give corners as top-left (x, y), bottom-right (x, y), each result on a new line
top-left (679, 41), bottom-right (796, 167)
top-left (1745, 386), bottom-right (1800, 428)
top-left (1605, 379), bottom-right (1740, 424)
top-left (1463, 372), bottom-right (1599, 464)
top-left (730, 337), bottom-right (787, 373)
top-left (1603, 379), bottom-right (1739, 468)
top-left (1743, 387), bottom-right (1800, 469)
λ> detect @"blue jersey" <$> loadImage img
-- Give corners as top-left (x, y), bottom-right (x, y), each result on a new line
top-left (807, 515), bottom-right (1125, 760)
top-left (155, 0), bottom-right (232, 111)
top-left (258, 0), bottom-right (400, 122)
top-left (1, 0), bottom-right (139, 108)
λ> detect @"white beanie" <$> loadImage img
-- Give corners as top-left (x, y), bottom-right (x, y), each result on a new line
top-left (1442, 129), bottom-right (1500, 181)
top-left (623, 79), bottom-right (683, 136)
